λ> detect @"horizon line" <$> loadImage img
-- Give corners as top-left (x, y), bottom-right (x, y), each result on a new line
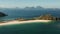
top-left (0, 6), bottom-right (59, 8)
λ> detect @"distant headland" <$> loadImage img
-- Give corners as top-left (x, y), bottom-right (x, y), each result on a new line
top-left (0, 12), bottom-right (7, 17)
top-left (34, 14), bottom-right (60, 20)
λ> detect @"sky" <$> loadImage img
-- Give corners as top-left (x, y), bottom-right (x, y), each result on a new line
top-left (0, 0), bottom-right (60, 8)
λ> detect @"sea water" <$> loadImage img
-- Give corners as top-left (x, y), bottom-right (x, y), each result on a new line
top-left (0, 9), bottom-right (60, 34)
top-left (0, 21), bottom-right (60, 34)
top-left (0, 9), bottom-right (60, 21)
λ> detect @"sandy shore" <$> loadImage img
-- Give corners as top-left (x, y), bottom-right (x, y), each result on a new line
top-left (0, 20), bottom-right (51, 26)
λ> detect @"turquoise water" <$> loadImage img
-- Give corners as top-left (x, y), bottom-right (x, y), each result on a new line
top-left (0, 21), bottom-right (60, 34)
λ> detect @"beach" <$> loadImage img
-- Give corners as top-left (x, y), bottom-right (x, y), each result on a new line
top-left (0, 20), bottom-right (51, 26)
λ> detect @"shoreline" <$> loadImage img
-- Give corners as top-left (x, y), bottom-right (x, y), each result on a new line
top-left (0, 20), bottom-right (51, 26)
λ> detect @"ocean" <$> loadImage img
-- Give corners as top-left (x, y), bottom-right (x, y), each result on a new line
top-left (0, 9), bottom-right (60, 21)
top-left (0, 21), bottom-right (60, 34)
top-left (0, 9), bottom-right (60, 34)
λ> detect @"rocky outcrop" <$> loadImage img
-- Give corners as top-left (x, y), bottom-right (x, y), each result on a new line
top-left (0, 12), bottom-right (7, 17)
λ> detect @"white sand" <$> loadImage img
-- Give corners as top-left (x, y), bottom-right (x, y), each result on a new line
top-left (0, 20), bottom-right (51, 26)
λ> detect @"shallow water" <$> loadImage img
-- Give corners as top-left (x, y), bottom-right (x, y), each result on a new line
top-left (0, 21), bottom-right (60, 34)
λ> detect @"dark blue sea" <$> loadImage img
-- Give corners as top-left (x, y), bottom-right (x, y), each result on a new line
top-left (0, 9), bottom-right (60, 34)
